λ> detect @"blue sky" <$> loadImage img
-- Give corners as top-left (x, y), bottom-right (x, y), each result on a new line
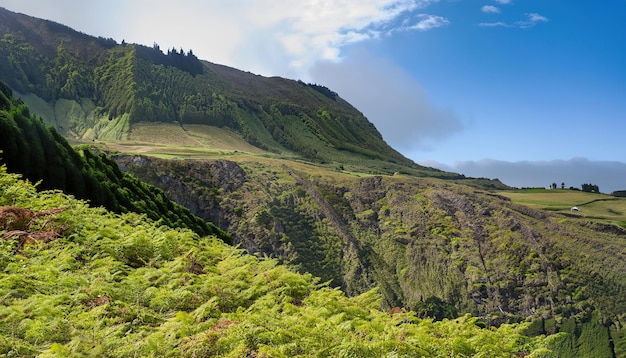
top-left (1, 0), bottom-right (625, 192)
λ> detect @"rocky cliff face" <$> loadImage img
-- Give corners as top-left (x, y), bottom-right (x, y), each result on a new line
top-left (116, 155), bottom-right (247, 230)
top-left (113, 155), bottom-right (626, 329)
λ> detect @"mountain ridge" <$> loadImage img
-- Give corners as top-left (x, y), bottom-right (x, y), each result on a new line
top-left (0, 6), bottom-right (438, 175)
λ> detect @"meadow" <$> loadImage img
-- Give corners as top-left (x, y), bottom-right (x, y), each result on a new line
top-left (499, 188), bottom-right (626, 227)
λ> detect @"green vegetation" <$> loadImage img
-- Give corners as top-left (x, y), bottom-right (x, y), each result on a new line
top-left (117, 156), bottom-right (626, 357)
top-left (0, 7), bottom-right (435, 175)
top-left (2, 7), bottom-right (626, 356)
top-left (499, 188), bottom-right (626, 227)
top-left (0, 165), bottom-right (561, 357)
top-left (0, 79), bottom-right (229, 241)
top-left (0, 8), bottom-right (483, 182)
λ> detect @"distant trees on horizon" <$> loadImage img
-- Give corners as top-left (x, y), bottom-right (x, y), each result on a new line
top-left (550, 182), bottom-right (601, 193)
top-left (611, 190), bottom-right (626, 197)
top-left (581, 183), bottom-right (600, 193)
top-left (145, 42), bottom-right (204, 76)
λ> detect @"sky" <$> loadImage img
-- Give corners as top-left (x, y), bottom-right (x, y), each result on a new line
top-left (1, 0), bottom-right (625, 192)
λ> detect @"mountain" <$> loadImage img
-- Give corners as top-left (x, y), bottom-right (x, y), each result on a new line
top-left (114, 154), bottom-right (626, 356)
top-left (0, 6), bottom-right (457, 178)
top-left (1, 7), bottom-right (626, 356)
top-left (0, 163), bottom-right (562, 357)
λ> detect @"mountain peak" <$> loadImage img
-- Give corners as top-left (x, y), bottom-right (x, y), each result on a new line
top-left (0, 6), bottom-right (443, 175)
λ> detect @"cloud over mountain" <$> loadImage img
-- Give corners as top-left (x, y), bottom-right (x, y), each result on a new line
top-left (311, 49), bottom-right (463, 152)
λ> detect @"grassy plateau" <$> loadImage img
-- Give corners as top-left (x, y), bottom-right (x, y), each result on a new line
top-left (499, 189), bottom-right (626, 227)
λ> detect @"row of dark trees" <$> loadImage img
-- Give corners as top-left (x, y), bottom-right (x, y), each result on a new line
top-left (298, 80), bottom-right (338, 100)
top-left (550, 182), bottom-right (566, 190)
top-left (581, 183), bottom-right (600, 193)
top-left (550, 182), bottom-right (600, 193)
top-left (142, 43), bottom-right (204, 76)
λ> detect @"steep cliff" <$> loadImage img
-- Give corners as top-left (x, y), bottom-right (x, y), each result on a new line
top-left (114, 155), bottom-right (626, 334)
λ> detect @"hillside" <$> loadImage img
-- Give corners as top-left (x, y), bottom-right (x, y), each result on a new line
top-left (0, 79), bottom-right (229, 242)
top-left (0, 165), bottom-right (561, 357)
top-left (0, 6), bottom-right (457, 177)
top-left (2, 6), bottom-right (626, 357)
top-left (114, 154), bottom-right (626, 356)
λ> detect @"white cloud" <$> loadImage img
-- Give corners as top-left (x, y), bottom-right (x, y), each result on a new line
top-left (527, 13), bottom-right (548, 23)
top-left (494, 0), bottom-right (511, 4)
top-left (234, 0), bottom-right (448, 76)
top-left (479, 21), bottom-right (509, 27)
top-left (480, 12), bottom-right (548, 29)
top-left (515, 13), bottom-right (549, 28)
top-left (0, 0), bottom-right (445, 80)
top-left (481, 5), bottom-right (500, 13)
top-left (236, 0), bottom-right (446, 76)
top-left (311, 49), bottom-right (463, 152)
top-left (407, 14), bottom-right (450, 31)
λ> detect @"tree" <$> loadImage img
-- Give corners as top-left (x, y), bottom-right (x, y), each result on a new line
top-left (581, 183), bottom-right (600, 193)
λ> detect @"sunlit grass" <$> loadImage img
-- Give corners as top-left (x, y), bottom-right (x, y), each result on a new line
top-left (499, 188), bottom-right (626, 226)
top-left (127, 123), bottom-right (269, 153)
top-left (95, 134), bottom-right (449, 180)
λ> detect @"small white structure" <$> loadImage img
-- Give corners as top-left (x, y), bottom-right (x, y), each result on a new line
top-left (570, 206), bottom-right (579, 212)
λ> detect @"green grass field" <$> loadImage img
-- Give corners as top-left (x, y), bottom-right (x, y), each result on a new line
top-left (499, 188), bottom-right (626, 226)
top-left (128, 123), bottom-right (268, 152)
top-left (102, 123), bottom-right (278, 158)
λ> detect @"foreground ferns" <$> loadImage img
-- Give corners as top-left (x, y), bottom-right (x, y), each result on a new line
top-left (0, 166), bottom-right (560, 357)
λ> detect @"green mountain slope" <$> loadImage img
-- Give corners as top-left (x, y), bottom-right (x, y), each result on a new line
top-left (0, 6), bottom-right (449, 176)
top-left (115, 154), bottom-right (626, 357)
top-left (0, 165), bottom-right (560, 357)
top-left (0, 79), bottom-right (229, 242)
